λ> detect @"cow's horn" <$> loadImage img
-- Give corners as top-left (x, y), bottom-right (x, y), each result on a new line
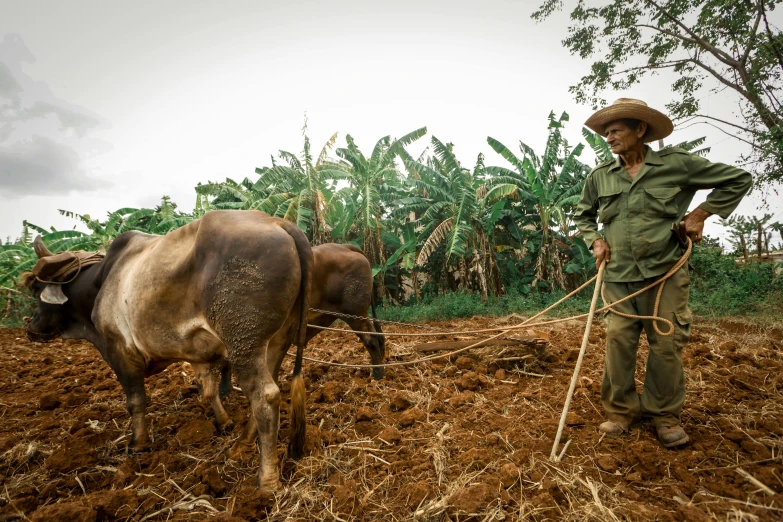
top-left (40, 285), bottom-right (68, 305)
top-left (33, 235), bottom-right (54, 258)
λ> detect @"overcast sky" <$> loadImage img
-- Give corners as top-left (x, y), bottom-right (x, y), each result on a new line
top-left (1, 0), bottom-right (781, 248)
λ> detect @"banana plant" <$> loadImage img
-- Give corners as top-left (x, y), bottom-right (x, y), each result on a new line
top-left (252, 118), bottom-right (345, 244)
top-left (328, 127), bottom-right (428, 272)
top-left (397, 137), bottom-right (515, 298)
top-left (486, 111), bottom-right (591, 290)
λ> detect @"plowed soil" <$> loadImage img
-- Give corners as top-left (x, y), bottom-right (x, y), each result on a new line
top-left (0, 316), bottom-right (781, 521)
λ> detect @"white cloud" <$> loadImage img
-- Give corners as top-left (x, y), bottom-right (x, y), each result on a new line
top-left (0, 135), bottom-right (109, 196)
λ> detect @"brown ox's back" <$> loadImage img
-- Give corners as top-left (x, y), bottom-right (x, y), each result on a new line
top-left (310, 243), bottom-right (372, 321)
top-left (307, 243), bottom-right (385, 379)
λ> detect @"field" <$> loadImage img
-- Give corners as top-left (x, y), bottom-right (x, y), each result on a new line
top-left (0, 316), bottom-right (782, 521)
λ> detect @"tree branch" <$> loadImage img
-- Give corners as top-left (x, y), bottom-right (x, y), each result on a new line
top-left (632, 24), bottom-right (702, 48)
top-left (605, 58), bottom-right (693, 77)
top-left (741, 0), bottom-right (765, 67)
top-left (675, 120), bottom-right (759, 149)
top-left (689, 53), bottom-right (749, 98)
top-left (643, 0), bottom-right (739, 66)
top-left (760, 80), bottom-right (782, 113)
top-left (761, 2), bottom-right (783, 72)
top-left (676, 114), bottom-right (754, 134)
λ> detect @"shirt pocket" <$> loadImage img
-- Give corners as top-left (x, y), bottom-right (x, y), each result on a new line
top-left (644, 186), bottom-right (681, 217)
top-left (597, 189), bottom-right (623, 224)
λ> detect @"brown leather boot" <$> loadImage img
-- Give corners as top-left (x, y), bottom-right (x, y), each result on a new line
top-left (656, 425), bottom-right (689, 448)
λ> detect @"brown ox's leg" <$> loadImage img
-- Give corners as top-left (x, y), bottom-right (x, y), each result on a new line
top-left (112, 359), bottom-right (150, 451)
top-left (192, 361), bottom-right (234, 433)
top-left (227, 414), bottom-right (258, 460)
top-left (228, 338), bottom-right (289, 461)
top-left (232, 341), bottom-right (282, 491)
top-left (345, 316), bottom-right (386, 379)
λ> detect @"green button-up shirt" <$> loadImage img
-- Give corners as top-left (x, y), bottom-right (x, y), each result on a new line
top-left (574, 146), bottom-right (752, 282)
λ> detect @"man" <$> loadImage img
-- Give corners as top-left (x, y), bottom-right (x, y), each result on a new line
top-left (574, 98), bottom-right (752, 448)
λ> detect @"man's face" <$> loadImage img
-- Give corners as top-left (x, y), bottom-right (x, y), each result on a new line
top-left (603, 120), bottom-right (647, 155)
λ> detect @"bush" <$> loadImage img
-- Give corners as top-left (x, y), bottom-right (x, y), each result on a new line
top-left (377, 245), bottom-right (781, 324)
top-left (689, 246), bottom-right (781, 319)
top-left (0, 288), bottom-right (36, 328)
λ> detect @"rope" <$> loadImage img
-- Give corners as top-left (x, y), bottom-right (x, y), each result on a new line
top-left (35, 252), bottom-right (104, 286)
top-left (36, 254), bottom-right (84, 285)
top-left (308, 308), bottom-right (530, 343)
top-left (297, 238), bottom-right (693, 369)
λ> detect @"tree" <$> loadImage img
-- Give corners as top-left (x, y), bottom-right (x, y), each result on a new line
top-left (397, 138), bottom-right (515, 298)
top-left (329, 128), bottom-right (427, 269)
top-left (721, 213), bottom-right (778, 259)
top-left (486, 111), bottom-right (591, 290)
top-left (533, 0), bottom-right (783, 188)
top-left (195, 177), bottom-right (267, 211)
top-left (252, 117), bottom-right (344, 244)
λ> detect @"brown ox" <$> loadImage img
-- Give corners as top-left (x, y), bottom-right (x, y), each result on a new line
top-left (216, 242), bottom-right (387, 459)
top-left (24, 210), bottom-right (312, 491)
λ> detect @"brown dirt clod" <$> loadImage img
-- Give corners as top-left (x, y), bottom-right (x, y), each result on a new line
top-left (389, 393), bottom-right (412, 412)
top-left (397, 407), bottom-right (425, 428)
top-left (355, 405), bottom-right (376, 422)
top-left (30, 502), bottom-right (97, 522)
top-left (176, 419), bottom-right (216, 446)
top-left (449, 483), bottom-right (497, 514)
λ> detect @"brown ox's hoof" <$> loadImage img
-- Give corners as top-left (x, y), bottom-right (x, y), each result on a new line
top-left (127, 440), bottom-right (152, 453)
top-left (217, 418), bottom-right (235, 434)
top-left (257, 477), bottom-right (282, 492)
top-left (226, 442), bottom-right (255, 461)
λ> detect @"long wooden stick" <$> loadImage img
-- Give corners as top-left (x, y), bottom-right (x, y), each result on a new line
top-left (550, 261), bottom-right (606, 462)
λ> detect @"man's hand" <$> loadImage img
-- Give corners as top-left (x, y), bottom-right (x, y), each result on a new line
top-left (680, 208), bottom-right (712, 244)
top-left (592, 238), bottom-right (611, 268)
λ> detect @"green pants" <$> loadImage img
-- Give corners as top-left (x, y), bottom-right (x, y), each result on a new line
top-left (601, 266), bottom-right (692, 428)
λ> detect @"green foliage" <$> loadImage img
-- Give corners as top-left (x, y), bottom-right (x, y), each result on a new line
top-left (396, 139), bottom-right (510, 298)
top-left (533, 0), bottom-right (783, 188)
top-left (377, 288), bottom-right (593, 324)
top-left (2, 113), bottom-right (778, 327)
top-left (487, 111), bottom-right (591, 290)
top-left (689, 243), bottom-right (782, 318)
top-left (329, 128), bottom-right (427, 261)
top-left (719, 213), bottom-right (780, 257)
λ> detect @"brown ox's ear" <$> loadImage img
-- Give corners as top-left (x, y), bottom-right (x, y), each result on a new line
top-left (33, 235), bottom-right (54, 258)
top-left (40, 285), bottom-right (68, 305)
top-left (19, 272), bottom-right (36, 288)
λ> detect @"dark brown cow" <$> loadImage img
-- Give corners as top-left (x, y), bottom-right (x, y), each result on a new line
top-left (24, 210), bottom-right (312, 492)
top-left (307, 243), bottom-right (386, 379)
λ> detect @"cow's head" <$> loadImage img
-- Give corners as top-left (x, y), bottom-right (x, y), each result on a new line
top-left (24, 237), bottom-right (78, 343)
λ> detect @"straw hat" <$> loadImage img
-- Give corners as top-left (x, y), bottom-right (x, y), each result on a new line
top-left (584, 98), bottom-right (673, 143)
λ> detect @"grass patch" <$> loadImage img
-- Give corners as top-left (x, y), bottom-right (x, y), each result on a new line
top-left (378, 288), bottom-right (595, 323)
top-left (378, 246), bottom-right (782, 325)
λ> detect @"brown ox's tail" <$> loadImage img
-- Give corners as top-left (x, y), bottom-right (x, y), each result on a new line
top-left (281, 222), bottom-right (313, 460)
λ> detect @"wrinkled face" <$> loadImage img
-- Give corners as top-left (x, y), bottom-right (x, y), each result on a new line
top-left (603, 120), bottom-right (647, 155)
top-left (25, 281), bottom-right (69, 343)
